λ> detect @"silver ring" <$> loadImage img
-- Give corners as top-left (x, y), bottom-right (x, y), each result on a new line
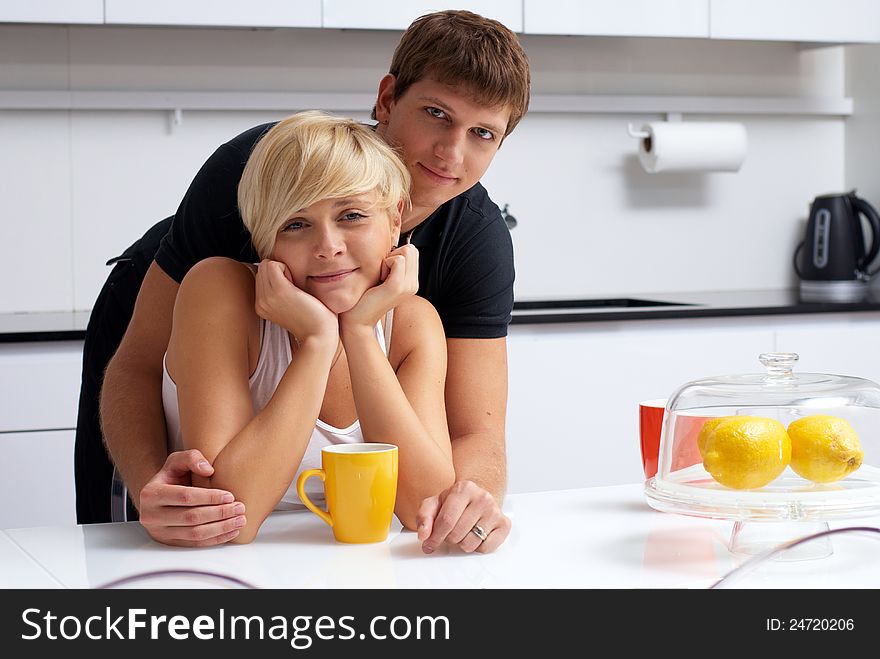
top-left (470, 524), bottom-right (488, 542)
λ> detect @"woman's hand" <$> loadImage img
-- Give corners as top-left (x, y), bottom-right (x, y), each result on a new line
top-left (254, 259), bottom-right (338, 342)
top-left (339, 244), bottom-right (419, 332)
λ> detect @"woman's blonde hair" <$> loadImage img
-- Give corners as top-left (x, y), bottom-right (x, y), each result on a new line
top-left (238, 111), bottom-right (411, 259)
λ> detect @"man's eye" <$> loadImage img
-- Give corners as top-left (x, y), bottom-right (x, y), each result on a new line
top-left (426, 107), bottom-right (447, 119)
top-left (474, 127), bottom-right (495, 141)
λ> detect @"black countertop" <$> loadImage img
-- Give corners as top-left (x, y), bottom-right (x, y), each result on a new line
top-left (510, 288), bottom-right (880, 324)
top-left (3, 289), bottom-right (880, 343)
top-left (0, 311), bottom-right (90, 343)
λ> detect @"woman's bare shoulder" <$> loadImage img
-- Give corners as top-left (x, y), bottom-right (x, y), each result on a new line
top-left (182, 256), bottom-right (253, 288)
top-left (180, 256), bottom-right (254, 302)
top-left (176, 257), bottom-right (256, 318)
top-left (394, 295), bottom-right (442, 330)
top-left (390, 296), bottom-right (445, 361)
top-left (167, 258), bottom-right (260, 376)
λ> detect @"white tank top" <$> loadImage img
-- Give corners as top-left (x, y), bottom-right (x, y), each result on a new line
top-left (162, 310), bottom-right (394, 510)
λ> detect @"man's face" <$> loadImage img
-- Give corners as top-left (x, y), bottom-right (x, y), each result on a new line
top-left (375, 77), bottom-right (511, 218)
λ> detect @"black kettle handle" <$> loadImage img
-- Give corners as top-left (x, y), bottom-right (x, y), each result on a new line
top-left (792, 240), bottom-right (805, 278)
top-left (850, 193), bottom-right (880, 275)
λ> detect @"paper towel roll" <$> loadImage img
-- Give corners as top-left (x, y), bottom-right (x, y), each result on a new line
top-left (637, 122), bottom-right (747, 173)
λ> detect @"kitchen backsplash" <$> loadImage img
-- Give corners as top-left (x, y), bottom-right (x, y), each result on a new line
top-left (0, 24), bottom-right (865, 312)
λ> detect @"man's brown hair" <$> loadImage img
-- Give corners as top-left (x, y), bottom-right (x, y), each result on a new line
top-left (376, 10), bottom-right (530, 138)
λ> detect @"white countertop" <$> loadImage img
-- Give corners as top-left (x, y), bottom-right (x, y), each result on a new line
top-left (0, 531), bottom-right (61, 588)
top-left (3, 484), bottom-right (879, 589)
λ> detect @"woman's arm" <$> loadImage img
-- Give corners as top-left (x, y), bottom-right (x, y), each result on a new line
top-left (166, 257), bottom-right (338, 543)
top-left (341, 294), bottom-right (455, 530)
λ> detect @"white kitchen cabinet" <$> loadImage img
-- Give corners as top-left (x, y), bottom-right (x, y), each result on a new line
top-left (104, 0), bottom-right (322, 28)
top-left (0, 0), bottom-right (103, 24)
top-left (0, 341), bottom-right (83, 433)
top-left (505, 312), bottom-right (880, 495)
top-left (505, 317), bottom-right (774, 494)
top-left (322, 1), bottom-right (522, 32)
top-left (774, 313), bottom-right (880, 381)
top-left (0, 341), bottom-right (82, 529)
top-left (710, 0), bottom-right (880, 43)
top-left (523, 0), bottom-right (709, 38)
top-left (0, 430), bottom-right (76, 528)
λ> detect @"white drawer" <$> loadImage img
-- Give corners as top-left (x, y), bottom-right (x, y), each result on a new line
top-left (0, 341), bottom-right (83, 433)
top-left (0, 429), bottom-right (76, 529)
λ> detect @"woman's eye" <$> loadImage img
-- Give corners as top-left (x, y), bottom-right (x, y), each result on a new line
top-left (283, 220), bottom-right (305, 232)
top-left (426, 107), bottom-right (447, 120)
top-left (341, 212), bottom-right (366, 222)
top-left (474, 127), bottom-right (495, 141)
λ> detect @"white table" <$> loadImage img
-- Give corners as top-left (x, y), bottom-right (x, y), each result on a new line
top-left (0, 531), bottom-right (61, 588)
top-left (3, 484), bottom-right (880, 589)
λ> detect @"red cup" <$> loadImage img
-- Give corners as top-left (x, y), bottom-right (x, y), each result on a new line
top-left (639, 399), bottom-right (666, 479)
top-left (671, 414), bottom-right (712, 473)
top-left (640, 400), bottom-right (715, 480)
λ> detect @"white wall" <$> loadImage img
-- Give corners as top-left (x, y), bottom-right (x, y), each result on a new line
top-left (845, 44), bottom-right (880, 216)
top-left (0, 24), bottom-right (852, 311)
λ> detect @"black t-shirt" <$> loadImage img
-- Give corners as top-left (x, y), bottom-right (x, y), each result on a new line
top-left (155, 122), bottom-right (515, 338)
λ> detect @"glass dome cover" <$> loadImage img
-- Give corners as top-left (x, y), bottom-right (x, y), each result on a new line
top-left (645, 353), bottom-right (880, 520)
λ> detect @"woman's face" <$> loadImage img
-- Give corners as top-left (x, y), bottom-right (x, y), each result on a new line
top-left (271, 191), bottom-right (400, 314)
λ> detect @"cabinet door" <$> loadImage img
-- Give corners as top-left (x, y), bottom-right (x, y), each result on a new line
top-left (710, 0), bottom-right (880, 43)
top-left (774, 313), bottom-right (880, 382)
top-left (0, 342), bottom-right (83, 433)
top-left (105, 0), bottom-right (322, 28)
top-left (0, 0), bottom-right (102, 24)
top-left (323, 1), bottom-right (522, 32)
top-left (523, 0), bottom-right (709, 37)
top-left (0, 430), bottom-right (75, 529)
top-left (506, 319), bottom-right (774, 493)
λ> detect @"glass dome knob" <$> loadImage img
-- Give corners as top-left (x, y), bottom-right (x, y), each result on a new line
top-left (759, 352), bottom-right (799, 379)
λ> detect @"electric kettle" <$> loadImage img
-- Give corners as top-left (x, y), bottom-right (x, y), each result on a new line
top-left (794, 191), bottom-right (880, 302)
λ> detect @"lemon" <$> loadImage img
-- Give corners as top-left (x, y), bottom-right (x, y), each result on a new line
top-left (787, 415), bottom-right (863, 483)
top-left (696, 417), bottom-right (725, 457)
top-left (697, 416), bottom-right (791, 489)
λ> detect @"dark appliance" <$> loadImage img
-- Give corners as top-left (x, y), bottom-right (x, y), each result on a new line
top-left (794, 191), bottom-right (880, 302)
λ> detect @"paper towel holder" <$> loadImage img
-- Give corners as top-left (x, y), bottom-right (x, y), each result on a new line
top-left (626, 113), bottom-right (683, 139)
top-left (627, 113), bottom-right (684, 156)
top-left (627, 116), bottom-right (748, 174)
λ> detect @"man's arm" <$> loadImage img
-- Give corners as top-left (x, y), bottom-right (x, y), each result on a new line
top-left (100, 261), bottom-right (245, 546)
top-left (446, 337), bottom-right (507, 497)
top-left (101, 262), bottom-right (178, 496)
top-left (416, 336), bottom-right (512, 553)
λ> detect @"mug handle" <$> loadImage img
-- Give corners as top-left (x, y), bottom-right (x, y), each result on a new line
top-left (295, 469), bottom-right (333, 527)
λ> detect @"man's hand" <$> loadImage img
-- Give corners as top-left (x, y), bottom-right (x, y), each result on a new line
top-left (416, 480), bottom-right (511, 554)
top-left (137, 450), bottom-right (248, 547)
top-left (339, 244), bottom-right (419, 331)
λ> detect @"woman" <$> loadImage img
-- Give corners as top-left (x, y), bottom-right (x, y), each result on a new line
top-left (162, 111), bottom-right (455, 544)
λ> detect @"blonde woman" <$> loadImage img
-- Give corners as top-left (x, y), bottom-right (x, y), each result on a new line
top-left (161, 111), bottom-right (455, 543)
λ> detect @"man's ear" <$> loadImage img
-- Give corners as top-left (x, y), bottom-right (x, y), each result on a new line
top-left (375, 74), bottom-right (397, 124)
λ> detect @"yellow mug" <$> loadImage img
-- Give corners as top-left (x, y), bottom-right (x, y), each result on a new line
top-left (295, 443), bottom-right (398, 544)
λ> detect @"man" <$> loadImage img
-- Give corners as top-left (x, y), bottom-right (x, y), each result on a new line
top-left (76, 10), bottom-right (530, 554)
